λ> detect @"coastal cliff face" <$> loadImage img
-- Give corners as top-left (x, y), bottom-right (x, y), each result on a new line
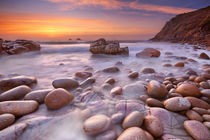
top-left (151, 6), bottom-right (210, 47)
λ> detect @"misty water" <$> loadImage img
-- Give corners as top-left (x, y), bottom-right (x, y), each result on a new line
top-left (0, 41), bottom-right (209, 140)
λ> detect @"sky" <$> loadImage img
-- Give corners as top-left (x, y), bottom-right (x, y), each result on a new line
top-left (0, 0), bottom-right (209, 41)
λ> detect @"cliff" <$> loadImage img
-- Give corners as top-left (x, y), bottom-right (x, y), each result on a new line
top-left (151, 6), bottom-right (210, 47)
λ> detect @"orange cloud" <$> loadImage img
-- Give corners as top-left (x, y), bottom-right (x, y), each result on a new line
top-left (47, 0), bottom-right (195, 14)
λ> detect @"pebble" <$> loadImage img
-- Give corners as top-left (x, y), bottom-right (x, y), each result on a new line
top-left (203, 122), bottom-right (210, 130)
top-left (143, 115), bottom-right (164, 137)
top-left (175, 83), bottom-right (201, 97)
top-left (164, 97), bottom-right (191, 112)
top-left (0, 114), bottom-right (15, 130)
top-left (186, 110), bottom-right (203, 122)
top-left (111, 112), bottom-right (124, 124)
top-left (104, 78), bottom-right (115, 85)
top-left (122, 111), bottom-right (144, 129)
top-left (110, 87), bottom-right (122, 96)
top-left (141, 68), bottom-right (155, 74)
top-left (83, 114), bottom-right (111, 135)
top-left (147, 80), bottom-right (168, 99)
top-left (52, 78), bottom-right (79, 89)
top-left (102, 67), bottom-right (119, 73)
top-left (117, 127), bottom-right (148, 140)
top-left (24, 89), bottom-right (52, 104)
top-left (0, 85), bottom-right (31, 101)
top-left (201, 89), bottom-right (210, 99)
top-left (185, 96), bottom-right (210, 109)
top-left (184, 120), bottom-right (210, 140)
top-left (45, 88), bottom-right (74, 110)
top-left (174, 62), bottom-right (184, 67)
top-left (128, 72), bottom-right (139, 79)
top-left (146, 98), bottom-right (164, 108)
top-left (0, 100), bottom-right (38, 116)
top-left (192, 107), bottom-right (208, 115)
top-left (80, 77), bottom-right (95, 87)
top-left (75, 72), bottom-right (92, 79)
top-left (203, 114), bottom-right (210, 121)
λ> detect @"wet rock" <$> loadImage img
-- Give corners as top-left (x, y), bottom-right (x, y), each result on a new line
top-left (194, 76), bottom-right (205, 83)
top-left (144, 130), bottom-right (155, 140)
top-left (164, 97), bottom-right (191, 112)
top-left (0, 76), bottom-right (37, 91)
top-left (80, 77), bottom-right (95, 87)
top-left (0, 114), bottom-right (15, 130)
top-left (203, 122), bottom-right (210, 130)
top-left (175, 83), bottom-right (201, 97)
top-left (75, 72), bottom-right (92, 79)
top-left (146, 98), bottom-right (164, 108)
top-left (0, 100), bottom-right (38, 116)
top-left (185, 96), bottom-right (210, 109)
top-left (104, 78), bottom-right (115, 85)
top-left (111, 112), bottom-right (124, 124)
top-left (83, 114), bottom-right (111, 135)
top-left (199, 52), bottom-right (210, 59)
top-left (123, 82), bottom-right (147, 99)
top-left (186, 110), bottom-right (203, 122)
top-left (201, 89), bottom-right (210, 99)
top-left (184, 120), bottom-right (210, 140)
top-left (136, 48), bottom-right (160, 58)
top-left (139, 95), bottom-right (149, 102)
top-left (169, 92), bottom-right (183, 98)
top-left (203, 114), bottom-right (210, 121)
top-left (102, 67), bottom-right (119, 73)
top-left (147, 80), bottom-right (168, 99)
top-left (189, 75), bottom-right (197, 81)
top-left (122, 111), bottom-right (144, 129)
top-left (165, 84), bottom-right (174, 91)
top-left (89, 38), bottom-right (129, 55)
top-left (128, 72), bottom-right (139, 79)
top-left (117, 127), bottom-right (148, 140)
top-left (161, 134), bottom-right (183, 140)
top-left (143, 115), bottom-right (164, 137)
top-left (110, 87), bottom-right (122, 96)
top-left (0, 85), bottom-right (31, 101)
top-left (163, 64), bottom-right (172, 67)
top-left (52, 78), bottom-right (79, 89)
top-left (141, 68), bottom-right (155, 74)
top-left (201, 72), bottom-right (210, 80)
top-left (101, 83), bottom-right (112, 90)
top-left (192, 107), bottom-right (208, 115)
top-left (199, 81), bottom-right (210, 89)
top-left (174, 62), bottom-right (184, 67)
top-left (24, 89), bottom-right (52, 104)
top-left (45, 88), bottom-right (74, 110)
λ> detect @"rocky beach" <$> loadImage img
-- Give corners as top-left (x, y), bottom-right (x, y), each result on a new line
top-left (0, 4), bottom-right (210, 140)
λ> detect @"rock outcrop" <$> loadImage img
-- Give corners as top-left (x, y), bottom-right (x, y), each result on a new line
top-left (0, 39), bottom-right (41, 55)
top-left (89, 38), bottom-right (129, 55)
top-left (151, 6), bottom-right (210, 47)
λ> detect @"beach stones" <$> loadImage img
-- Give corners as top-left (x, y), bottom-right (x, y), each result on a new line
top-left (110, 87), bottom-right (122, 96)
top-left (147, 80), bottom-right (167, 99)
top-left (185, 96), bottom-right (210, 109)
top-left (83, 114), bottom-right (111, 135)
top-left (192, 107), bottom-right (208, 115)
top-left (143, 115), bottom-right (164, 137)
top-left (136, 48), bottom-right (160, 58)
top-left (0, 76), bottom-right (37, 91)
top-left (52, 78), bottom-right (79, 89)
top-left (104, 78), bottom-right (115, 85)
top-left (0, 114), bottom-right (15, 130)
top-left (186, 110), bottom-right (203, 122)
top-left (75, 72), bottom-right (92, 79)
top-left (122, 111), bottom-right (144, 129)
top-left (122, 82), bottom-right (147, 99)
top-left (164, 97), bottom-right (191, 111)
top-left (199, 52), bottom-right (209, 59)
top-left (24, 89), bottom-right (52, 104)
top-left (111, 112), bottom-right (124, 124)
top-left (128, 72), bottom-right (139, 79)
top-left (203, 114), bottom-right (210, 121)
top-left (141, 68), bottom-right (155, 74)
top-left (184, 120), bottom-right (210, 140)
top-left (175, 83), bottom-right (201, 97)
top-left (45, 88), bottom-right (74, 110)
top-left (146, 98), bottom-right (164, 108)
top-left (174, 62), bottom-right (184, 67)
top-left (80, 77), bottom-right (95, 87)
top-left (201, 89), bottom-right (210, 99)
top-left (117, 127), bottom-right (148, 140)
top-left (0, 100), bottom-right (38, 116)
top-left (102, 67), bottom-right (119, 73)
top-left (0, 85), bottom-right (31, 101)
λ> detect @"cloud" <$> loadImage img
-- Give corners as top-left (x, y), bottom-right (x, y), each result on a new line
top-left (47, 0), bottom-right (195, 14)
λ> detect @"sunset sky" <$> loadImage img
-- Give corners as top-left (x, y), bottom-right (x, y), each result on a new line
top-left (0, 0), bottom-right (209, 41)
